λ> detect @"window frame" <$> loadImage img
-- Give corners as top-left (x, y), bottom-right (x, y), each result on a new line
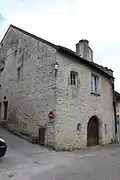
top-left (77, 123), bottom-right (81, 132)
top-left (91, 73), bottom-right (99, 95)
top-left (70, 71), bottom-right (78, 86)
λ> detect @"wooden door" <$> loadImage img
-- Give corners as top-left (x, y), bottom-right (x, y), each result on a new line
top-left (38, 126), bottom-right (45, 145)
top-left (3, 101), bottom-right (8, 120)
top-left (87, 116), bottom-right (99, 146)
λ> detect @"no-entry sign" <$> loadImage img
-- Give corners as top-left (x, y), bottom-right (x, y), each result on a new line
top-left (48, 111), bottom-right (54, 120)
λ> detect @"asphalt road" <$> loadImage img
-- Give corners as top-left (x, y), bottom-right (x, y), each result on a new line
top-left (0, 127), bottom-right (120, 180)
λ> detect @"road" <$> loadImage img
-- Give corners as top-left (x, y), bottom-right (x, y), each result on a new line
top-left (0, 127), bottom-right (120, 179)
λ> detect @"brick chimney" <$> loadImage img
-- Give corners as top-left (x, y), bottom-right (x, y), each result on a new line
top-left (76, 39), bottom-right (93, 62)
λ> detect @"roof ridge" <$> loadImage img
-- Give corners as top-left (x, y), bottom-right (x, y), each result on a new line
top-left (0, 25), bottom-right (114, 78)
top-left (58, 46), bottom-right (113, 73)
top-left (1, 24), bottom-right (58, 49)
top-left (57, 46), bottom-right (114, 78)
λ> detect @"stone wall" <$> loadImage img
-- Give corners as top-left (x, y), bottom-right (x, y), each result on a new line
top-left (0, 27), bottom-right (57, 147)
top-left (55, 53), bottom-right (115, 150)
top-left (0, 26), bottom-right (115, 151)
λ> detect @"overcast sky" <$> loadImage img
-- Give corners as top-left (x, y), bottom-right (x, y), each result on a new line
top-left (0, 0), bottom-right (120, 91)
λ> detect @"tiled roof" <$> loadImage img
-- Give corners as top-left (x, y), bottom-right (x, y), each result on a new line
top-left (57, 45), bottom-right (113, 78)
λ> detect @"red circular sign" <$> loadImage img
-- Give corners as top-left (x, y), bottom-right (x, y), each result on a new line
top-left (48, 111), bottom-right (54, 120)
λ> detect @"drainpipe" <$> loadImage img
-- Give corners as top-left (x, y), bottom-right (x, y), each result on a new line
top-left (111, 78), bottom-right (117, 143)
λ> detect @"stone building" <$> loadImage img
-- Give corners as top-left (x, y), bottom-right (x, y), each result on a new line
top-left (115, 91), bottom-right (120, 142)
top-left (0, 25), bottom-right (116, 150)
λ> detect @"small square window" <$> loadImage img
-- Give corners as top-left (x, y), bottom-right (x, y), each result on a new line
top-left (70, 71), bottom-right (78, 86)
top-left (91, 74), bottom-right (99, 94)
top-left (77, 123), bottom-right (81, 132)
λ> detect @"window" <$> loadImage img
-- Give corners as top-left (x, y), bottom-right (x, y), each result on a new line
top-left (77, 123), bottom-right (81, 132)
top-left (17, 67), bottom-right (21, 81)
top-left (70, 71), bottom-right (78, 86)
top-left (91, 74), bottom-right (99, 94)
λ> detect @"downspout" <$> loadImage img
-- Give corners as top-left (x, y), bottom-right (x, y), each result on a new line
top-left (111, 78), bottom-right (117, 143)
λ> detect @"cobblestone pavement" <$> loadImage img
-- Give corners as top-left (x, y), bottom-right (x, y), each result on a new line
top-left (0, 127), bottom-right (120, 180)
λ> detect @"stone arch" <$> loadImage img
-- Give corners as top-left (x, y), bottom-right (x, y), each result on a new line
top-left (87, 115), bottom-right (100, 146)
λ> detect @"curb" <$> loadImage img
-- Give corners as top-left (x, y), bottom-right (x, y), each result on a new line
top-left (0, 124), bottom-right (54, 151)
top-left (0, 124), bottom-right (35, 144)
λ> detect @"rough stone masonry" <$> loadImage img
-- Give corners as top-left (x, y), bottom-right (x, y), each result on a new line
top-left (0, 25), bottom-right (115, 150)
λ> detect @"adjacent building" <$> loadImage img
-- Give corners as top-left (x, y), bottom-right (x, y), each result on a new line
top-left (0, 25), bottom-right (116, 150)
top-left (115, 91), bottom-right (120, 142)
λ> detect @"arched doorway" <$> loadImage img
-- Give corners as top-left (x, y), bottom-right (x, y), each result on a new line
top-left (87, 116), bottom-right (100, 146)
